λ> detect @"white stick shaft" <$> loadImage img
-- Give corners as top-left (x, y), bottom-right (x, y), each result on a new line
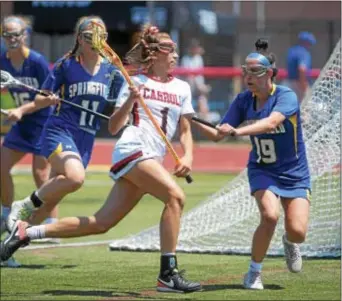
top-left (1, 108), bottom-right (8, 116)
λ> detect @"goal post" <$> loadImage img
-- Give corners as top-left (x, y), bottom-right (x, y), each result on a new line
top-left (109, 40), bottom-right (341, 258)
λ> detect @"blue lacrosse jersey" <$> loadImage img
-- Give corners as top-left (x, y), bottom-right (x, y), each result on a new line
top-left (39, 56), bottom-right (123, 167)
top-left (42, 56), bottom-right (123, 135)
top-left (0, 48), bottom-right (52, 125)
top-left (221, 84), bottom-right (310, 190)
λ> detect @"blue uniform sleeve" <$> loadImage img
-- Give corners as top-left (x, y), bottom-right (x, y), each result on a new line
top-left (107, 69), bottom-right (125, 103)
top-left (36, 55), bottom-right (50, 88)
top-left (219, 94), bottom-right (245, 127)
top-left (41, 60), bottom-right (64, 93)
top-left (272, 90), bottom-right (298, 118)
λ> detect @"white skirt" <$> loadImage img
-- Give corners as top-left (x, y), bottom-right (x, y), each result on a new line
top-left (109, 126), bottom-right (164, 180)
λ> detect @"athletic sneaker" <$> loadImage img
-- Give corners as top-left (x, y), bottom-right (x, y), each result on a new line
top-left (243, 271), bottom-right (264, 290)
top-left (157, 269), bottom-right (202, 293)
top-left (0, 256), bottom-right (21, 268)
top-left (6, 198), bottom-right (33, 231)
top-left (282, 234), bottom-right (302, 273)
top-left (0, 221), bottom-right (30, 262)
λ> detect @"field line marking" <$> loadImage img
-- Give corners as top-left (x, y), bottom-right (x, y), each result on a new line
top-left (23, 239), bottom-right (114, 250)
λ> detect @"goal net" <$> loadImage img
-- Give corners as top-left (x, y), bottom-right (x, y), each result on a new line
top-left (109, 40), bottom-right (341, 258)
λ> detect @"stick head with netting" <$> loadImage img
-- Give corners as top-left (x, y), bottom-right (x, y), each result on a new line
top-left (90, 20), bottom-right (125, 72)
top-left (0, 70), bottom-right (17, 89)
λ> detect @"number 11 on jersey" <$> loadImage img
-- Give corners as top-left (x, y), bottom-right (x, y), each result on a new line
top-left (80, 100), bottom-right (100, 127)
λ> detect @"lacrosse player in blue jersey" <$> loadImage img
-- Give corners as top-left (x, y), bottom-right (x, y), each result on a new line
top-left (5, 16), bottom-right (123, 232)
top-left (0, 16), bottom-right (59, 266)
top-left (193, 39), bottom-right (311, 290)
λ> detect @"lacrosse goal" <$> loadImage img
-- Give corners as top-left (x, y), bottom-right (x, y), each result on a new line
top-left (109, 40), bottom-right (341, 258)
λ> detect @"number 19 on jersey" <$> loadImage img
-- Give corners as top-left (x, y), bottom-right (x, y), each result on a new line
top-left (254, 137), bottom-right (277, 164)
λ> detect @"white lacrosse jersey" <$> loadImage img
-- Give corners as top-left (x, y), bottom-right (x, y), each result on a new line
top-left (115, 73), bottom-right (194, 157)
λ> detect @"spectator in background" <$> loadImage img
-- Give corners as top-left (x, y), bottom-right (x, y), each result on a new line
top-left (181, 39), bottom-right (213, 121)
top-left (285, 31), bottom-right (316, 103)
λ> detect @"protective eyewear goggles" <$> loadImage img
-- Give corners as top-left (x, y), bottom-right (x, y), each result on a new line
top-left (158, 42), bottom-right (177, 54)
top-left (241, 64), bottom-right (269, 77)
top-left (2, 30), bottom-right (25, 38)
top-left (80, 31), bottom-right (108, 44)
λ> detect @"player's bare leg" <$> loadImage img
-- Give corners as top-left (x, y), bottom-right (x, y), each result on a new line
top-left (1, 147), bottom-right (25, 235)
top-left (243, 190), bottom-right (280, 290)
top-left (41, 178), bottom-right (144, 237)
top-left (7, 152), bottom-right (85, 230)
top-left (122, 159), bottom-right (201, 293)
top-left (281, 197), bottom-right (310, 273)
top-left (31, 154), bottom-right (59, 243)
top-left (0, 146), bottom-right (25, 211)
top-left (0, 146), bottom-right (25, 267)
top-left (0, 178), bottom-right (144, 266)
top-left (124, 159), bottom-right (185, 254)
top-left (10, 178), bottom-right (142, 237)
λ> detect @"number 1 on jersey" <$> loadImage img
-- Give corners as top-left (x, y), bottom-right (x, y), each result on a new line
top-left (160, 107), bottom-right (169, 134)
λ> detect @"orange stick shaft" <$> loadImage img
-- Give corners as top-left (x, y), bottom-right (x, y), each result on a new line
top-left (119, 67), bottom-right (181, 165)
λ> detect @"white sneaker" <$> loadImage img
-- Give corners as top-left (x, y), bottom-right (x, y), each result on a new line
top-left (282, 234), bottom-right (302, 273)
top-left (0, 256), bottom-right (21, 268)
top-left (6, 198), bottom-right (34, 231)
top-left (243, 271), bottom-right (264, 290)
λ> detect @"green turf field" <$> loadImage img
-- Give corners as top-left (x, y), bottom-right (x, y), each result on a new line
top-left (1, 173), bottom-right (340, 300)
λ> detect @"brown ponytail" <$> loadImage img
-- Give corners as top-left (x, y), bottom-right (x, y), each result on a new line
top-left (125, 24), bottom-right (171, 74)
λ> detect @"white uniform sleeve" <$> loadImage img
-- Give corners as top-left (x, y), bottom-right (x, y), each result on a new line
top-left (181, 82), bottom-right (195, 116)
top-left (115, 80), bottom-right (130, 108)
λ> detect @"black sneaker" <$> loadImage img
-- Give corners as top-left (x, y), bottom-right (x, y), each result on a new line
top-left (0, 215), bottom-right (9, 236)
top-left (0, 221), bottom-right (30, 262)
top-left (157, 269), bottom-right (202, 293)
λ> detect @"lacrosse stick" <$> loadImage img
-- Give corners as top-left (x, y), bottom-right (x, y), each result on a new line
top-left (91, 22), bottom-right (193, 183)
top-left (192, 116), bottom-right (217, 129)
top-left (0, 70), bottom-right (110, 121)
top-left (1, 108), bottom-right (9, 116)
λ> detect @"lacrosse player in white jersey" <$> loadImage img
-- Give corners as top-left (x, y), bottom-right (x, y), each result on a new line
top-left (2, 24), bottom-right (202, 294)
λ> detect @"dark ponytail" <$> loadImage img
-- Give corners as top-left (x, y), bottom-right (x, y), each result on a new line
top-left (255, 38), bottom-right (278, 81)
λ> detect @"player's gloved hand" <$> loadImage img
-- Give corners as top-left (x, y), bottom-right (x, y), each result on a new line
top-left (216, 123), bottom-right (237, 136)
top-left (7, 108), bottom-right (23, 122)
top-left (174, 155), bottom-right (192, 178)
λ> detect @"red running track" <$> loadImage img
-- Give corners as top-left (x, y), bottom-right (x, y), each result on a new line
top-left (14, 140), bottom-right (251, 173)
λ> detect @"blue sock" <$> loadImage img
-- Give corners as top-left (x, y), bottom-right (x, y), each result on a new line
top-left (249, 260), bottom-right (262, 273)
top-left (1, 206), bottom-right (11, 219)
top-left (44, 218), bottom-right (58, 225)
